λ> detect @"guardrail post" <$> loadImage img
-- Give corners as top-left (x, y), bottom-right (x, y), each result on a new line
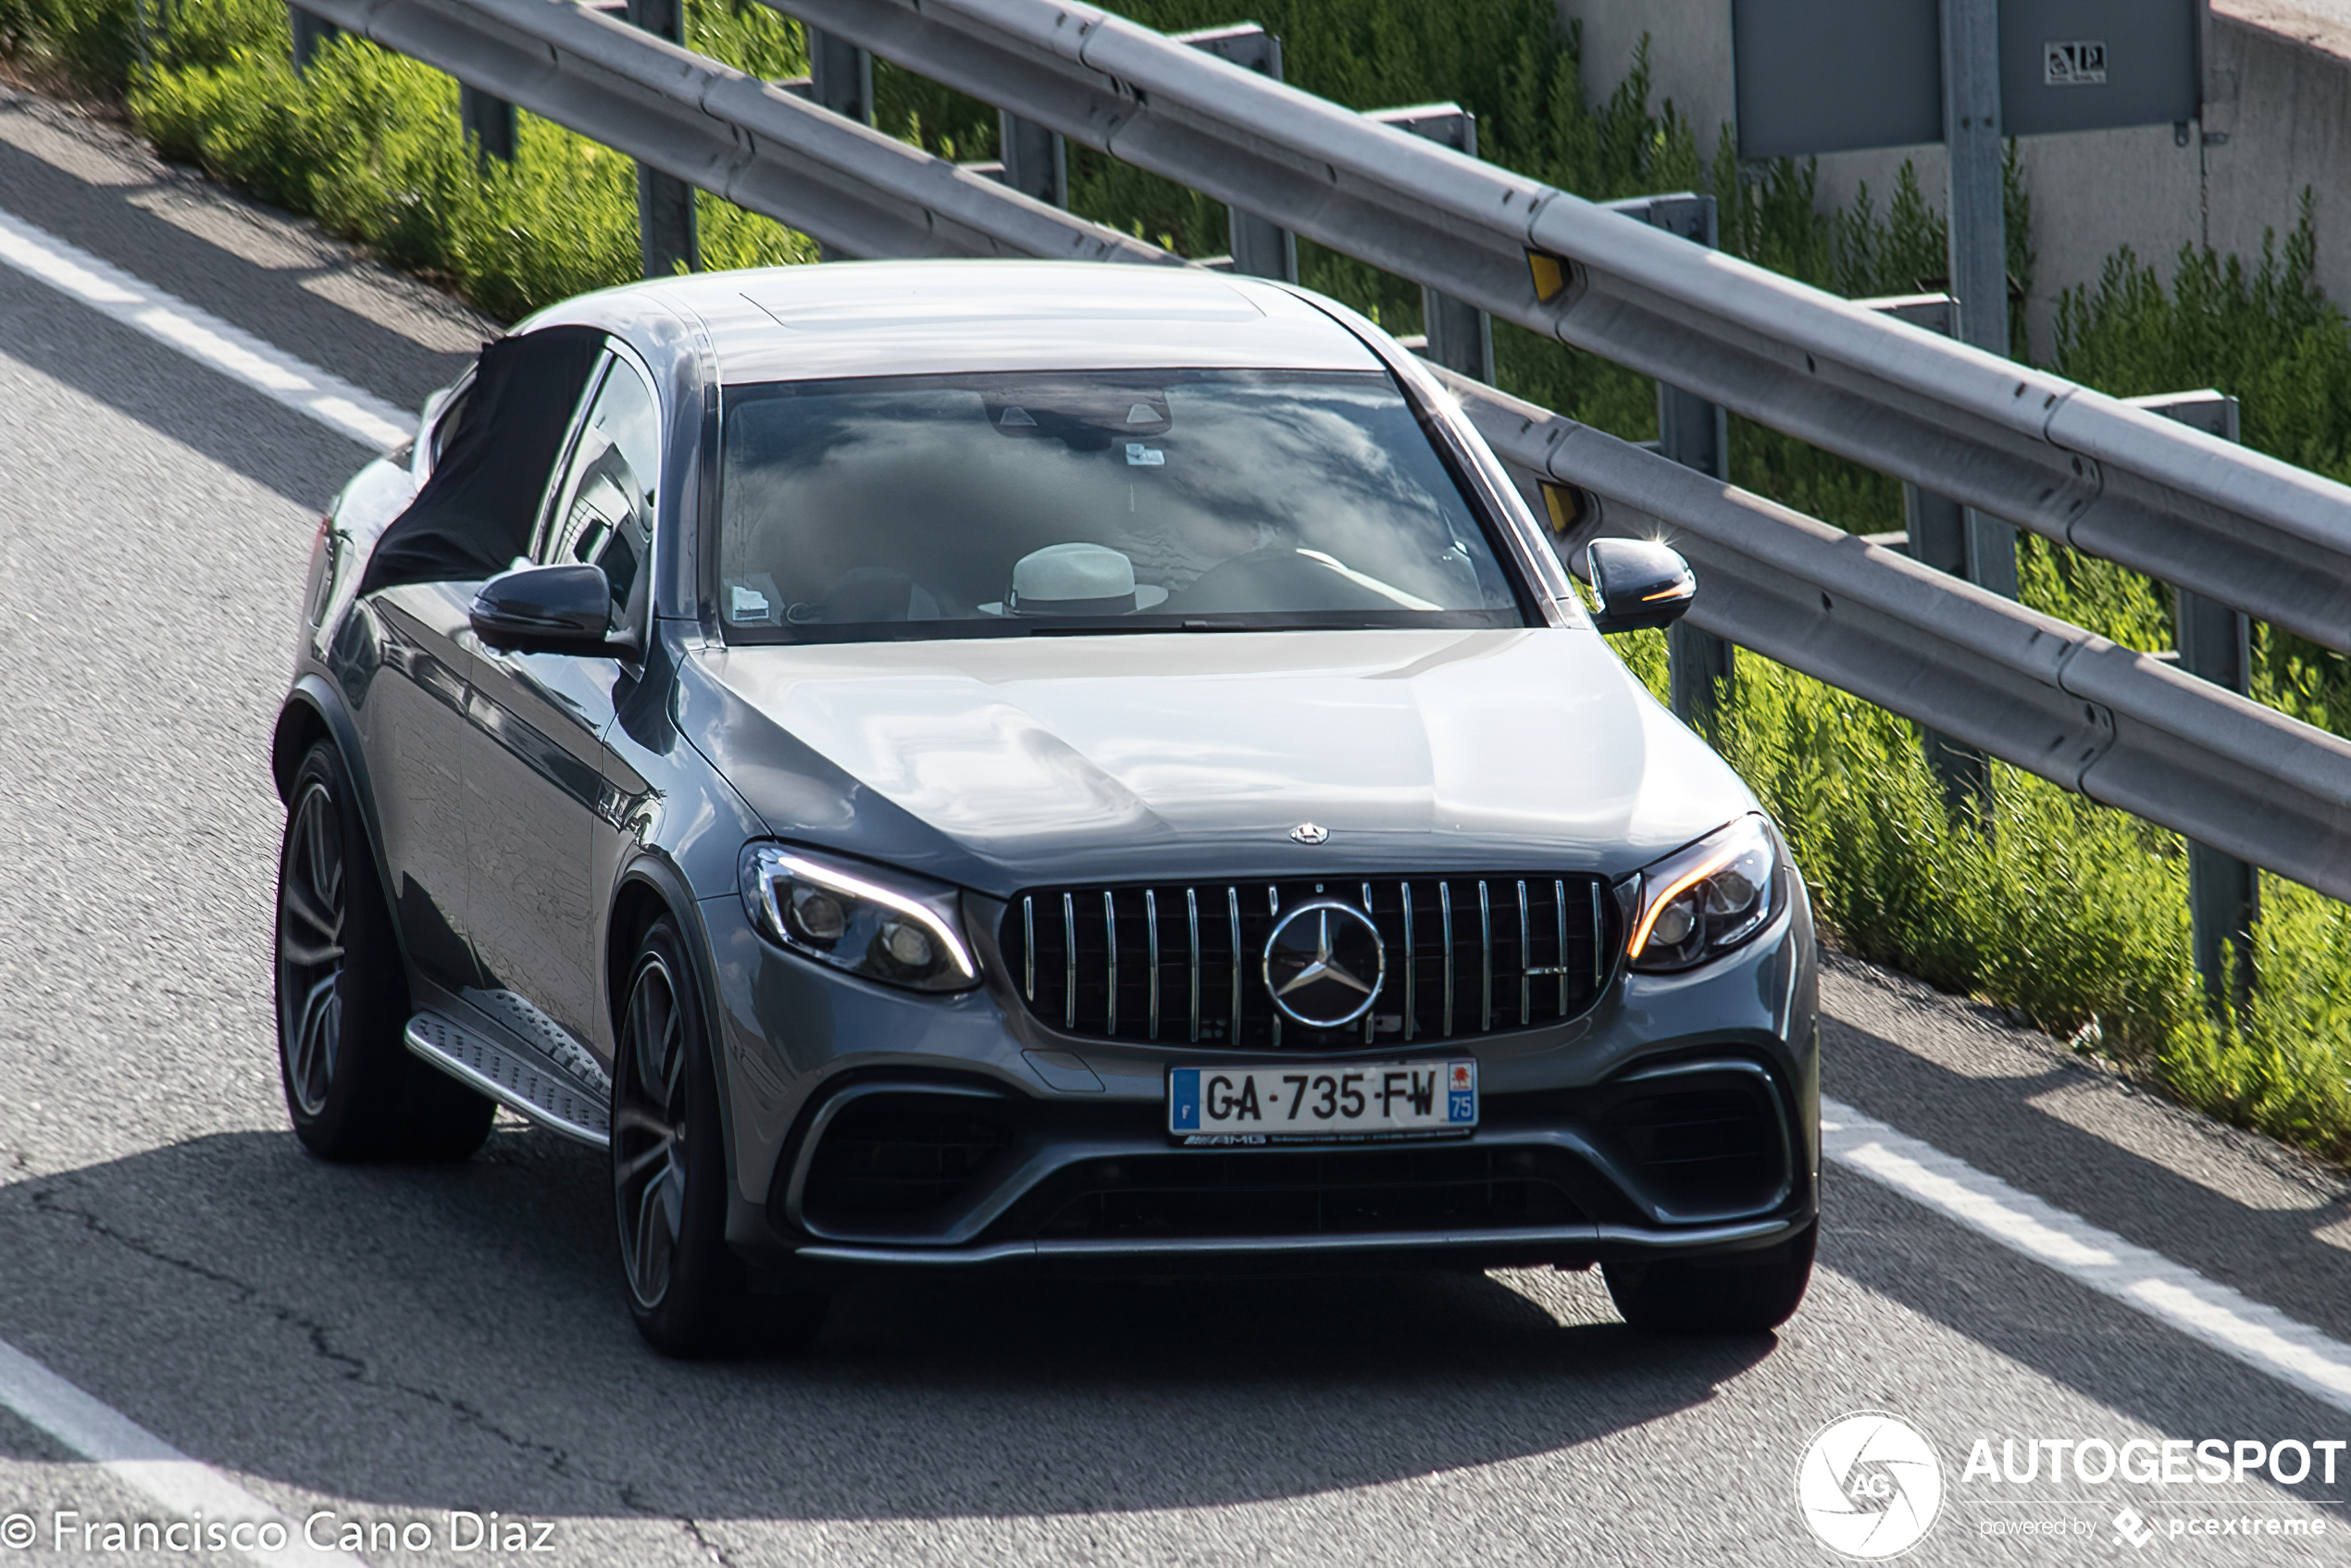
top-left (1606, 193), bottom-right (1732, 730)
top-left (627, 0), bottom-right (697, 276)
top-left (1369, 105), bottom-right (1493, 383)
top-left (2133, 389), bottom-right (2258, 1015)
top-left (997, 112), bottom-right (1066, 206)
top-left (808, 28), bottom-right (874, 257)
top-left (1863, 292), bottom-right (1994, 816)
top-left (289, 6), bottom-right (337, 73)
top-left (1177, 26), bottom-right (1297, 281)
top-left (460, 85), bottom-right (517, 165)
top-left (1940, 0), bottom-right (2019, 603)
top-left (808, 28), bottom-right (873, 125)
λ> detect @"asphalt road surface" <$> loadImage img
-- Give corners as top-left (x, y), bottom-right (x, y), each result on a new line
top-left (3, 85), bottom-right (2351, 1568)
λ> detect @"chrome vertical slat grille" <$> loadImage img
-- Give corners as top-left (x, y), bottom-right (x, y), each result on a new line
top-left (1102, 890), bottom-right (1118, 1036)
top-left (1145, 889), bottom-right (1162, 1041)
top-left (1002, 872), bottom-right (1617, 1052)
top-left (1226, 888), bottom-right (1242, 1030)
top-left (1399, 882), bottom-right (1417, 1041)
top-left (1477, 879), bottom-right (1493, 1032)
top-left (1517, 880), bottom-right (1532, 1027)
top-left (1439, 882), bottom-right (1455, 1039)
top-left (1062, 892), bottom-right (1076, 1031)
top-left (1555, 879), bottom-right (1569, 1015)
top-left (1589, 881), bottom-right (1604, 989)
top-left (1186, 888), bottom-right (1201, 1043)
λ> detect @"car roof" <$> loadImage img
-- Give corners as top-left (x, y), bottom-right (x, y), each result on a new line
top-left (531, 259), bottom-right (1389, 382)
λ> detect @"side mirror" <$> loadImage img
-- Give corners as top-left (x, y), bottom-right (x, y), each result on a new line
top-left (1586, 539), bottom-right (1696, 633)
top-left (469, 564), bottom-right (619, 654)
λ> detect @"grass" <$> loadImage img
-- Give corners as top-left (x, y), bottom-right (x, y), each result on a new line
top-left (6, 0), bottom-right (2351, 1164)
top-left (3, 0), bottom-right (820, 317)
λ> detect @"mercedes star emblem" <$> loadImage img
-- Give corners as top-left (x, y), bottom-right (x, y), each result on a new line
top-left (1289, 822), bottom-right (1329, 844)
top-left (1262, 900), bottom-right (1386, 1029)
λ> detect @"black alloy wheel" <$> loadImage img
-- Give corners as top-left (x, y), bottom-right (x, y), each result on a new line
top-left (1602, 1220), bottom-right (1817, 1334)
top-left (279, 776), bottom-right (348, 1123)
top-left (615, 944), bottom-right (691, 1313)
top-left (274, 740), bottom-right (494, 1162)
top-left (613, 915), bottom-right (826, 1357)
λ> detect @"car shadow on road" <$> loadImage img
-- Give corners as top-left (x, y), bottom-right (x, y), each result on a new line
top-left (1819, 1174), bottom-right (2351, 1527)
top-left (0, 1125), bottom-right (1776, 1524)
top-left (1823, 1005), bottom-right (2351, 1344)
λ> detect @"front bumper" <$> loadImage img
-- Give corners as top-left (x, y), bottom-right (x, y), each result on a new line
top-left (700, 879), bottom-right (1820, 1279)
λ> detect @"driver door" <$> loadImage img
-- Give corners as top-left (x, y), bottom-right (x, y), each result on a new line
top-left (460, 349), bottom-right (660, 1051)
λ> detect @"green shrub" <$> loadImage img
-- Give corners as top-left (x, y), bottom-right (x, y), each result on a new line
top-left (40, 0), bottom-right (817, 319)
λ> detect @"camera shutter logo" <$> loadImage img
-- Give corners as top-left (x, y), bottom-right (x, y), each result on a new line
top-left (1795, 1412), bottom-right (1944, 1559)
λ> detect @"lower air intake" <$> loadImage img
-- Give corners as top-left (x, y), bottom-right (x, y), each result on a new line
top-left (1032, 1146), bottom-right (1583, 1240)
top-left (802, 1095), bottom-right (1011, 1227)
top-left (1601, 1072), bottom-right (1787, 1215)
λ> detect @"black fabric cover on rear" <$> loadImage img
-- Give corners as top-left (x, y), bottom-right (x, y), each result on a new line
top-left (357, 325), bottom-right (606, 595)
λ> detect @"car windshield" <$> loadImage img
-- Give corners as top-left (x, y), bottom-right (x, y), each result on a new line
top-left (716, 368), bottom-right (1526, 641)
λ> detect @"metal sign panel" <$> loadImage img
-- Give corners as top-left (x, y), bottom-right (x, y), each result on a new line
top-left (1734, 0), bottom-right (2202, 157)
top-left (2000, 0), bottom-right (2200, 137)
top-left (1734, 0), bottom-right (1943, 159)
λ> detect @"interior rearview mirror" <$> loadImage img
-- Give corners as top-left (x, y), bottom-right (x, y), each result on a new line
top-left (1585, 539), bottom-right (1696, 634)
top-left (469, 563), bottom-right (621, 654)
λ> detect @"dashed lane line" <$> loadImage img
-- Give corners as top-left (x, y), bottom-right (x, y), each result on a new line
top-left (1823, 1096), bottom-right (2351, 1415)
top-left (0, 1335), bottom-right (366, 1565)
top-left (0, 205), bottom-right (411, 450)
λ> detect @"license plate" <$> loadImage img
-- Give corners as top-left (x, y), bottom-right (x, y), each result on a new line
top-left (1167, 1060), bottom-right (1476, 1145)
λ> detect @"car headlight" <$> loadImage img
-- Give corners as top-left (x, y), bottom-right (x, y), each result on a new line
top-left (738, 844), bottom-right (981, 992)
top-left (1626, 815), bottom-right (1784, 974)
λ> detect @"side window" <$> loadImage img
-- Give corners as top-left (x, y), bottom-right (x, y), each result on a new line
top-left (429, 383), bottom-right (470, 466)
top-left (541, 355), bottom-right (661, 631)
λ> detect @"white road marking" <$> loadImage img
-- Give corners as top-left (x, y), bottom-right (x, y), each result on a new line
top-left (0, 1336), bottom-right (366, 1565)
top-left (0, 207), bottom-right (411, 449)
top-left (1823, 1096), bottom-right (2351, 1413)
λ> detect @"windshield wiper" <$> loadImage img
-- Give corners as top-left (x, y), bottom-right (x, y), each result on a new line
top-left (1021, 617), bottom-right (1261, 635)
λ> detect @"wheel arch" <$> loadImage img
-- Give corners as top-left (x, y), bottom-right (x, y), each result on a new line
top-left (272, 677), bottom-right (406, 971)
top-left (270, 682), bottom-right (337, 803)
top-left (605, 855), bottom-right (742, 1187)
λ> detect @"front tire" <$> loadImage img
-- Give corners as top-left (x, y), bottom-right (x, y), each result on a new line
top-left (1603, 1221), bottom-right (1816, 1334)
top-left (612, 916), bottom-right (826, 1357)
top-left (274, 740), bottom-right (493, 1162)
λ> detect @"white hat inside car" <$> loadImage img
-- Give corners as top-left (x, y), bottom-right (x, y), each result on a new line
top-left (990, 542), bottom-right (1169, 616)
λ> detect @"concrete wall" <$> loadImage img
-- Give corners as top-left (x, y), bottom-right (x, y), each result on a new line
top-left (1557, 0), bottom-right (2351, 361)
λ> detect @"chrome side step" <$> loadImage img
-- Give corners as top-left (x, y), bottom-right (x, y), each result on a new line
top-left (404, 1011), bottom-right (610, 1148)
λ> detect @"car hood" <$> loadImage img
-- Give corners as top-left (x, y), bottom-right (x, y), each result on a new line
top-left (686, 628), bottom-right (1758, 896)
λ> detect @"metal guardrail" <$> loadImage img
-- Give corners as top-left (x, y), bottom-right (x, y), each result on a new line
top-left (1439, 371), bottom-right (2351, 903)
top-left (295, 0), bottom-right (1176, 267)
top-left (284, 0), bottom-right (2351, 906)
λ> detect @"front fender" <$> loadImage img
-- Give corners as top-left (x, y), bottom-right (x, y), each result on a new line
top-left (272, 674), bottom-right (416, 986)
top-left (605, 853), bottom-right (750, 1213)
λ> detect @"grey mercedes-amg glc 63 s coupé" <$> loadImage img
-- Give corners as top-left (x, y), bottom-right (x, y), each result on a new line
top-left (269, 260), bottom-right (1820, 1355)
